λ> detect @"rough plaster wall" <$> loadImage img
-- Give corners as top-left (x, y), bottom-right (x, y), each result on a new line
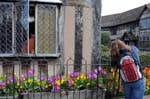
top-left (82, 7), bottom-right (93, 73)
top-left (64, 6), bottom-right (75, 72)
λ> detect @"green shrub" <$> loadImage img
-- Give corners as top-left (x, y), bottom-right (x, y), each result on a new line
top-left (100, 50), bottom-right (150, 67)
top-left (101, 44), bottom-right (110, 52)
top-left (101, 51), bottom-right (111, 66)
top-left (101, 31), bottom-right (110, 47)
top-left (140, 52), bottom-right (150, 67)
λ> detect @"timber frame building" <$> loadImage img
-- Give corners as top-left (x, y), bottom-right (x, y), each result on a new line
top-left (101, 3), bottom-right (150, 51)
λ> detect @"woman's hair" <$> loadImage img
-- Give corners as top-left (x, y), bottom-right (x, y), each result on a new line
top-left (110, 39), bottom-right (131, 62)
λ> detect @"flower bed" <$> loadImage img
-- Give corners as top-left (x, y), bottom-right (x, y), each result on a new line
top-left (103, 66), bottom-right (150, 97)
top-left (0, 67), bottom-right (107, 99)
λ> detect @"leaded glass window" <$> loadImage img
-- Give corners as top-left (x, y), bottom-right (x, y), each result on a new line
top-left (36, 4), bottom-right (57, 55)
top-left (139, 9), bottom-right (150, 50)
top-left (0, 1), bottom-right (59, 56)
top-left (0, 3), bottom-right (13, 54)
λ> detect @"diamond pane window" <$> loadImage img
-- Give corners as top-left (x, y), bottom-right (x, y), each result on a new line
top-left (0, 0), bottom-right (60, 57)
top-left (139, 9), bottom-right (150, 50)
top-left (0, 3), bottom-right (13, 54)
top-left (15, 0), bottom-right (29, 54)
top-left (37, 4), bottom-right (57, 55)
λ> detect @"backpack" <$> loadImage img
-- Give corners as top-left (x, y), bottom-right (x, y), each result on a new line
top-left (119, 53), bottom-right (142, 82)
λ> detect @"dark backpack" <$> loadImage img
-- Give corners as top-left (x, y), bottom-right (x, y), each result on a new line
top-left (118, 53), bottom-right (142, 82)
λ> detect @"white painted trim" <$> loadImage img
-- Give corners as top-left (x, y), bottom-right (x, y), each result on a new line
top-left (30, 0), bottom-right (62, 3)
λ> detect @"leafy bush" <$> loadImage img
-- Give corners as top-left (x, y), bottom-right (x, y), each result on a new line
top-left (140, 52), bottom-right (150, 67)
top-left (101, 31), bottom-right (110, 47)
top-left (100, 48), bottom-right (150, 67)
top-left (101, 44), bottom-right (110, 52)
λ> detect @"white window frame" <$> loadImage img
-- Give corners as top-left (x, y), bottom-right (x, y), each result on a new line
top-left (35, 4), bottom-right (59, 57)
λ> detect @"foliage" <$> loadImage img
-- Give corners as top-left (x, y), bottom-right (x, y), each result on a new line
top-left (0, 69), bottom-right (53, 96)
top-left (51, 67), bottom-right (107, 91)
top-left (140, 51), bottom-right (150, 67)
top-left (101, 51), bottom-right (111, 65)
top-left (143, 67), bottom-right (150, 94)
top-left (0, 74), bottom-right (18, 96)
top-left (103, 66), bottom-right (150, 96)
top-left (96, 67), bottom-right (122, 96)
top-left (0, 67), bottom-right (108, 96)
top-left (100, 48), bottom-right (150, 67)
top-left (101, 44), bottom-right (110, 52)
top-left (101, 31), bottom-right (110, 47)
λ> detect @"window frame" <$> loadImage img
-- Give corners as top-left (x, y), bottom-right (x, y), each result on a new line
top-left (0, 2), bottom-right (14, 57)
top-left (139, 9), bottom-right (150, 51)
top-left (35, 4), bottom-right (59, 57)
top-left (0, 2), bottom-right (60, 57)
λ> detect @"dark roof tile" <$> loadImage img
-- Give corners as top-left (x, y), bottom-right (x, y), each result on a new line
top-left (101, 4), bottom-right (148, 27)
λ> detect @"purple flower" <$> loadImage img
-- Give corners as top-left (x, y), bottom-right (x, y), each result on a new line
top-left (53, 85), bottom-right (60, 92)
top-left (94, 69), bottom-right (98, 74)
top-left (68, 71), bottom-right (74, 75)
top-left (8, 76), bottom-right (15, 83)
top-left (20, 74), bottom-right (26, 78)
top-left (55, 74), bottom-right (62, 80)
top-left (93, 73), bottom-right (97, 78)
top-left (48, 76), bottom-right (55, 85)
top-left (87, 72), bottom-right (97, 79)
top-left (28, 69), bottom-right (34, 76)
top-left (67, 79), bottom-right (73, 85)
top-left (100, 69), bottom-right (107, 75)
top-left (88, 73), bottom-right (92, 79)
top-left (39, 75), bottom-right (45, 81)
top-left (98, 67), bottom-right (102, 71)
top-left (69, 72), bottom-right (76, 78)
top-left (0, 82), bottom-right (6, 87)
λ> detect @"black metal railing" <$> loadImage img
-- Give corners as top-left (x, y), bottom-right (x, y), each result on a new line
top-left (0, 59), bottom-right (107, 99)
top-left (0, 57), bottom-right (150, 99)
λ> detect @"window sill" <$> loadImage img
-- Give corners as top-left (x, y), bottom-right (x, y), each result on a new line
top-left (0, 53), bottom-right (61, 58)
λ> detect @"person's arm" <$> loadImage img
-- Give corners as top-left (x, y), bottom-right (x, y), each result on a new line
top-left (131, 45), bottom-right (140, 62)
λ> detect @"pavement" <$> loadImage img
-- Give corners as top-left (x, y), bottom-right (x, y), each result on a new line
top-left (119, 95), bottom-right (150, 99)
top-left (144, 95), bottom-right (150, 99)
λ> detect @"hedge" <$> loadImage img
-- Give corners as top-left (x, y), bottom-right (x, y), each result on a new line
top-left (101, 51), bottom-right (150, 67)
top-left (140, 52), bottom-right (150, 67)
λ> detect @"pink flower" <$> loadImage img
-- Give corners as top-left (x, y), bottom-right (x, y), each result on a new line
top-left (0, 82), bottom-right (6, 87)
top-left (53, 85), bottom-right (60, 92)
top-left (94, 69), bottom-right (98, 74)
top-left (8, 76), bottom-right (15, 83)
top-left (39, 75), bottom-right (45, 81)
top-left (20, 74), bottom-right (26, 78)
top-left (28, 69), bottom-right (34, 76)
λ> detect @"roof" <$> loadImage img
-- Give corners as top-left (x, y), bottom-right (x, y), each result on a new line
top-left (101, 13), bottom-right (120, 27)
top-left (30, 0), bottom-right (62, 4)
top-left (2, 0), bottom-right (62, 4)
top-left (101, 3), bottom-right (149, 28)
top-left (121, 32), bottom-right (138, 41)
top-left (147, 3), bottom-right (150, 8)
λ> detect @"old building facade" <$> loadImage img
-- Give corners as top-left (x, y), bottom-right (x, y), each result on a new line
top-left (101, 3), bottom-right (150, 50)
top-left (0, 0), bottom-right (96, 77)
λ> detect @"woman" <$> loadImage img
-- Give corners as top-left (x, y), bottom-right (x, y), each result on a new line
top-left (110, 39), bottom-right (145, 99)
